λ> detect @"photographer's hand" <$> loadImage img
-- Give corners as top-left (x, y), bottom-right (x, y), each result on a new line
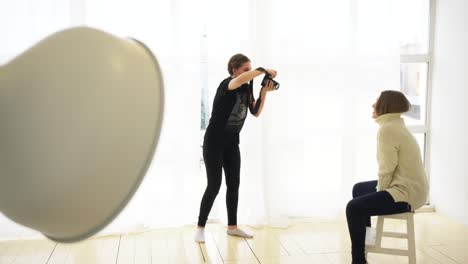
top-left (265, 69), bottom-right (277, 78)
top-left (250, 80), bottom-right (275, 117)
top-left (261, 80), bottom-right (275, 95)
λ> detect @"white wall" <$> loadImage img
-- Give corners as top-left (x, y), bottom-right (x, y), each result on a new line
top-left (430, 0), bottom-right (468, 226)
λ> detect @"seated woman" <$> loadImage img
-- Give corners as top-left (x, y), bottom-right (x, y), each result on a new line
top-left (346, 90), bottom-right (429, 264)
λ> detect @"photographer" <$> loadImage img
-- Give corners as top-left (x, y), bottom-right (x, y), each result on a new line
top-left (195, 53), bottom-right (277, 243)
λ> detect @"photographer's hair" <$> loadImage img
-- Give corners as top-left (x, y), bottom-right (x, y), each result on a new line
top-left (227, 53), bottom-right (250, 75)
top-left (375, 90), bottom-right (411, 116)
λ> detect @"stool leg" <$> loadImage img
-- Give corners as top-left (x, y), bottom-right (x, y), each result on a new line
top-left (366, 216), bottom-right (384, 260)
top-left (375, 216), bottom-right (384, 247)
top-left (407, 214), bottom-right (416, 264)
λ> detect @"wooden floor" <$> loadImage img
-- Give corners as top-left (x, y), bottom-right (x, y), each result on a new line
top-left (0, 212), bottom-right (467, 263)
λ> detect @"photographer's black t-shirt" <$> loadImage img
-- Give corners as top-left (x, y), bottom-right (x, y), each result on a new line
top-left (205, 77), bottom-right (253, 143)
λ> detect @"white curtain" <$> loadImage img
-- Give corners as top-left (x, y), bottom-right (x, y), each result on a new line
top-left (0, 0), bottom-right (73, 63)
top-left (197, 0), bottom-right (399, 227)
top-left (0, 0), bottom-right (400, 239)
top-left (237, 0), bottom-right (400, 226)
top-left (82, 0), bottom-right (204, 232)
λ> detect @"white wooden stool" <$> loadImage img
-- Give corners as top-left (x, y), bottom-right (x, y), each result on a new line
top-left (366, 212), bottom-right (416, 264)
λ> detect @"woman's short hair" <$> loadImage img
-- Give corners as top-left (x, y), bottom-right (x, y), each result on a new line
top-left (227, 54), bottom-right (250, 75)
top-left (375, 90), bottom-right (411, 116)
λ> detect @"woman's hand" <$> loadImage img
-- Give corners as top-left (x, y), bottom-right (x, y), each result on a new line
top-left (265, 69), bottom-right (277, 78)
top-left (261, 80), bottom-right (275, 96)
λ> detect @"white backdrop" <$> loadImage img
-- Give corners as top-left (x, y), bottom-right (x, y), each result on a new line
top-left (0, 0), bottom-right (399, 239)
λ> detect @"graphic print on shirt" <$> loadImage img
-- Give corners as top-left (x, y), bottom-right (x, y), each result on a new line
top-left (225, 89), bottom-right (249, 133)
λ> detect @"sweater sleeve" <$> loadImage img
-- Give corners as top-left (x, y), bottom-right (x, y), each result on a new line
top-left (377, 126), bottom-right (399, 191)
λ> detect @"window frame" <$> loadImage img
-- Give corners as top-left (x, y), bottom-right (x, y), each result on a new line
top-left (403, 0), bottom-right (436, 206)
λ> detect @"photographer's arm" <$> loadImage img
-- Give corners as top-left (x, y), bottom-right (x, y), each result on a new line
top-left (250, 80), bottom-right (274, 117)
top-left (228, 67), bottom-right (277, 91)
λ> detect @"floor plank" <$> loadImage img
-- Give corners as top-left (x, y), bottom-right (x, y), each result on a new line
top-left (12, 239), bottom-right (55, 264)
top-left (0, 212), bottom-right (466, 263)
top-left (0, 240), bottom-right (24, 264)
top-left (244, 227), bottom-right (288, 259)
top-left (432, 245), bottom-right (468, 264)
top-left (62, 236), bottom-right (119, 264)
top-left (209, 225), bottom-right (258, 262)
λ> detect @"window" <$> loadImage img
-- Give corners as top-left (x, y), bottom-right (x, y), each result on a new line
top-left (401, 62), bottom-right (428, 125)
top-left (397, 0), bottom-right (434, 175)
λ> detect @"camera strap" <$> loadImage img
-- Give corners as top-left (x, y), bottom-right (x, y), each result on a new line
top-left (249, 79), bottom-right (263, 115)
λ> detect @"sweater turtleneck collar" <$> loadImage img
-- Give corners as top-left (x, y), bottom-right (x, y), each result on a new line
top-left (375, 113), bottom-right (404, 126)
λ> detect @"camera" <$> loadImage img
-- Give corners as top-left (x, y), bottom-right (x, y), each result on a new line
top-left (261, 74), bottom-right (280, 90)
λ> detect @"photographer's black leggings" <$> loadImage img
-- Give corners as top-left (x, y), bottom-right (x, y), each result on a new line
top-left (197, 137), bottom-right (240, 227)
